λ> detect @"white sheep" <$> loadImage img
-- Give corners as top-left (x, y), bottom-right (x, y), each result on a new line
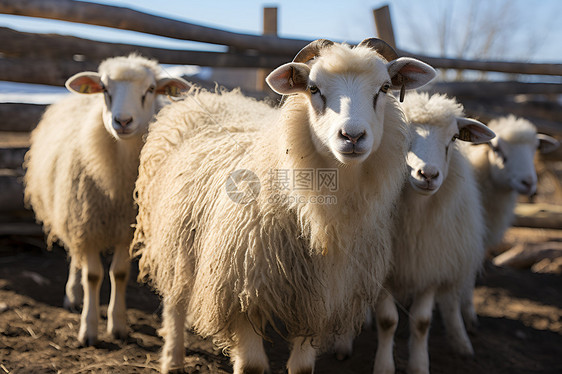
top-left (23, 54), bottom-right (189, 346)
top-left (467, 115), bottom-right (559, 250)
top-left (461, 115), bottom-right (559, 336)
top-left (372, 92), bottom-right (495, 374)
top-left (130, 38), bottom-right (436, 374)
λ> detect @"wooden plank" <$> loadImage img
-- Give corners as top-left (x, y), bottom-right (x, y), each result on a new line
top-left (0, 175), bottom-right (24, 212)
top-left (373, 5), bottom-right (396, 48)
top-left (426, 81), bottom-right (562, 98)
top-left (463, 98), bottom-right (562, 124)
top-left (0, 103), bottom-right (46, 132)
top-left (256, 7), bottom-right (278, 91)
top-left (0, 221), bottom-right (42, 237)
top-left (0, 0), bottom-right (309, 56)
top-left (0, 147), bottom-right (27, 170)
top-left (399, 50), bottom-right (562, 76)
top-left (0, 27), bottom-right (288, 69)
top-left (459, 101), bottom-right (562, 138)
top-left (0, 57), bottom-right (96, 86)
top-left (513, 203), bottom-right (562, 229)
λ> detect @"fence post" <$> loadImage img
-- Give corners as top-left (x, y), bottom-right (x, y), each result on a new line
top-left (373, 5), bottom-right (396, 48)
top-left (256, 6), bottom-right (278, 91)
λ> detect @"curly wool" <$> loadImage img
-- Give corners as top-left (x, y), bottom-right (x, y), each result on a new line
top-left (132, 85), bottom-right (409, 349)
top-left (402, 92), bottom-right (464, 128)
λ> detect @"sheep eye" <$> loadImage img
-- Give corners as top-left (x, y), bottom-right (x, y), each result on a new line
top-left (147, 86), bottom-right (155, 94)
top-left (309, 85), bottom-right (319, 94)
top-left (380, 83), bottom-right (390, 93)
top-left (452, 135), bottom-right (457, 142)
top-left (101, 84), bottom-right (112, 101)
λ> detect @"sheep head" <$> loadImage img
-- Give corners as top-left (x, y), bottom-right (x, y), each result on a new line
top-left (266, 38), bottom-right (436, 165)
top-left (485, 116), bottom-right (559, 196)
top-left (65, 55), bottom-right (190, 140)
top-left (408, 116), bottom-right (494, 196)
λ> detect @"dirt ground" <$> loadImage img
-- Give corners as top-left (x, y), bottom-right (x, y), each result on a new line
top-left (0, 227), bottom-right (561, 374)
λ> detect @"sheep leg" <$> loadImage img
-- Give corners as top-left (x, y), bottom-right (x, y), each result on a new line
top-left (407, 288), bottom-right (435, 374)
top-left (437, 290), bottom-right (474, 356)
top-left (107, 245), bottom-right (130, 340)
top-left (460, 283), bottom-right (479, 333)
top-left (63, 256), bottom-right (83, 312)
top-left (364, 307), bottom-right (374, 330)
top-left (231, 316), bottom-right (269, 374)
top-left (333, 330), bottom-right (355, 361)
top-left (373, 290), bottom-right (398, 374)
top-left (78, 251), bottom-right (103, 346)
top-left (287, 337), bottom-right (316, 374)
top-left (160, 300), bottom-right (186, 373)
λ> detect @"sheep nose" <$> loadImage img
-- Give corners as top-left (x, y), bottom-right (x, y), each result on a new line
top-left (417, 167), bottom-right (439, 181)
top-left (114, 116), bottom-right (133, 128)
top-left (339, 130), bottom-right (366, 144)
top-left (521, 177), bottom-right (535, 190)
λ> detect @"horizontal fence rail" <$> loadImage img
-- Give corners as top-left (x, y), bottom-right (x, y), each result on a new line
top-left (0, 27), bottom-right (288, 69)
top-left (0, 0), bottom-right (561, 76)
top-left (0, 0), bottom-right (309, 56)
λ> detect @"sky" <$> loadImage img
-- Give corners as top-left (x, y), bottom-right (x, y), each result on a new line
top-left (0, 0), bottom-right (560, 103)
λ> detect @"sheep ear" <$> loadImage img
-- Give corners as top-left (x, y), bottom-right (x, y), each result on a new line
top-left (387, 57), bottom-right (436, 91)
top-left (456, 117), bottom-right (496, 144)
top-left (65, 72), bottom-right (104, 94)
top-left (266, 62), bottom-right (311, 95)
top-left (537, 134), bottom-right (559, 154)
top-left (156, 77), bottom-right (191, 97)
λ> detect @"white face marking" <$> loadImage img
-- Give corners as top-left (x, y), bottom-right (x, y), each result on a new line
top-left (489, 138), bottom-right (538, 195)
top-left (306, 59), bottom-right (391, 165)
top-left (101, 73), bottom-right (157, 140)
top-left (407, 119), bottom-right (458, 196)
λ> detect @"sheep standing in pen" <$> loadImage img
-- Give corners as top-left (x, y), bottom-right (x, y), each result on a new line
top-left (131, 38), bottom-right (436, 373)
top-left (23, 54), bottom-right (189, 346)
top-left (467, 115), bottom-right (559, 251)
top-left (461, 115), bottom-right (559, 333)
top-left (370, 93), bottom-right (495, 374)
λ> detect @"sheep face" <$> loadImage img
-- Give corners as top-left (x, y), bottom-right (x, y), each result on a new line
top-left (66, 66), bottom-right (189, 141)
top-left (305, 55), bottom-right (390, 164)
top-left (266, 42), bottom-right (436, 165)
top-left (407, 117), bottom-right (494, 196)
top-left (487, 131), bottom-right (559, 196)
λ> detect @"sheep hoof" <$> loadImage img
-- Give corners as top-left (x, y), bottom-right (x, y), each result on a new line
top-left (465, 317), bottom-right (480, 334)
top-left (167, 368), bottom-right (186, 374)
top-left (161, 363), bottom-right (186, 374)
top-left (78, 334), bottom-right (97, 347)
top-left (63, 295), bottom-right (81, 313)
top-left (455, 344), bottom-right (475, 357)
top-left (110, 328), bottom-right (128, 342)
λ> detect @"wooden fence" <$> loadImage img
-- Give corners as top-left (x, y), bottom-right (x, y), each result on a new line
top-left (0, 0), bottom-right (561, 225)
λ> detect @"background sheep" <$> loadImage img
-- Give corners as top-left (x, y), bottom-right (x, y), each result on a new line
top-left (372, 92), bottom-right (495, 374)
top-left (23, 54), bottom-right (189, 346)
top-left (131, 38), bottom-right (435, 373)
top-left (467, 115), bottom-right (559, 250)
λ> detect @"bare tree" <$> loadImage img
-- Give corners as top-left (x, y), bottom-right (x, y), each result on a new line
top-left (394, 0), bottom-right (558, 81)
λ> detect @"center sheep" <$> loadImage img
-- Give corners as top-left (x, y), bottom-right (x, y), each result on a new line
top-left (131, 38), bottom-right (436, 374)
